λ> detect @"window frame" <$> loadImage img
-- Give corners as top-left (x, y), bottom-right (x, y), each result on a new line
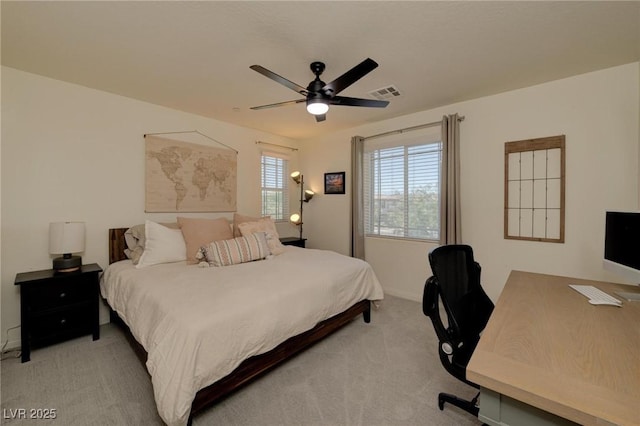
top-left (363, 133), bottom-right (443, 242)
top-left (260, 153), bottom-right (290, 222)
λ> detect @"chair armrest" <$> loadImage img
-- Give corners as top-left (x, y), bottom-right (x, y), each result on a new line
top-left (423, 277), bottom-right (461, 352)
top-left (422, 276), bottom-right (438, 316)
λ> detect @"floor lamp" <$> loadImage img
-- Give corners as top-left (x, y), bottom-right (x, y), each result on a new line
top-left (290, 171), bottom-right (314, 240)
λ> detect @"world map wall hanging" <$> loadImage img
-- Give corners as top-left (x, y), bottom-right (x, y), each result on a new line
top-left (145, 135), bottom-right (237, 212)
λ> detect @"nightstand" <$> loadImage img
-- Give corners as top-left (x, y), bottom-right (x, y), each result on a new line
top-left (14, 263), bottom-right (102, 362)
top-left (280, 237), bottom-right (307, 248)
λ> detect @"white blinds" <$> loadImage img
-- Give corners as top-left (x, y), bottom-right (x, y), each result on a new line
top-left (261, 153), bottom-right (289, 220)
top-left (363, 127), bottom-right (442, 240)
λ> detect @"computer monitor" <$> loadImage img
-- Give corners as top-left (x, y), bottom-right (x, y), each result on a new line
top-left (603, 211), bottom-right (640, 290)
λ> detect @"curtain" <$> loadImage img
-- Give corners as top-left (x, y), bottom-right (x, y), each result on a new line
top-left (350, 136), bottom-right (365, 259)
top-left (440, 114), bottom-right (462, 244)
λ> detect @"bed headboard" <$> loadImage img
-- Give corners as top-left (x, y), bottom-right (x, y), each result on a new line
top-left (109, 228), bottom-right (129, 264)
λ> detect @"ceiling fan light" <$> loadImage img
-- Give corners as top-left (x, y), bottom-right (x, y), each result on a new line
top-left (306, 100), bottom-right (329, 115)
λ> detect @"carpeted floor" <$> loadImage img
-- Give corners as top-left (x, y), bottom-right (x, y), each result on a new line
top-left (1, 296), bottom-right (482, 425)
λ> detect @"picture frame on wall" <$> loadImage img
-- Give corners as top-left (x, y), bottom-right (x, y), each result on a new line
top-left (324, 172), bottom-right (346, 194)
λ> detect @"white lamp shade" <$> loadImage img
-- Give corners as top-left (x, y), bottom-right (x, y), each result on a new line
top-left (49, 222), bottom-right (86, 254)
top-left (289, 213), bottom-right (301, 225)
top-left (304, 189), bottom-right (315, 202)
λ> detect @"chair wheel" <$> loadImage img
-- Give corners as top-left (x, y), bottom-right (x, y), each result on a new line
top-left (438, 397), bottom-right (445, 410)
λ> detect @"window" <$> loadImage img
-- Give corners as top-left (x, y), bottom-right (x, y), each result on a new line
top-left (261, 154), bottom-right (289, 220)
top-left (364, 133), bottom-right (442, 241)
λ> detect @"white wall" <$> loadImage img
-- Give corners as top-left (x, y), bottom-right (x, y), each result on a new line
top-left (3, 63), bottom-right (638, 349)
top-left (0, 67), bottom-right (300, 348)
top-left (301, 62), bottom-right (640, 302)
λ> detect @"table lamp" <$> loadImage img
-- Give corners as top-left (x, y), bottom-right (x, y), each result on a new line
top-left (49, 222), bottom-right (85, 272)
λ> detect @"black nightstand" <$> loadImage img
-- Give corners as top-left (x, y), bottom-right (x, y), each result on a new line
top-left (14, 263), bottom-right (102, 362)
top-left (280, 237), bottom-right (307, 248)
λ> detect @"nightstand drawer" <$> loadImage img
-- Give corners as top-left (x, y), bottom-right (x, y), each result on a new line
top-left (28, 278), bottom-right (94, 311)
top-left (15, 263), bottom-right (102, 362)
top-left (30, 307), bottom-right (92, 345)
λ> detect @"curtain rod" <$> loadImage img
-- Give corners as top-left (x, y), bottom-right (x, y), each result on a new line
top-left (144, 130), bottom-right (238, 153)
top-left (255, 141), bottom-right (298, 151)
top-left (363, 115), bottom-right (465, 141)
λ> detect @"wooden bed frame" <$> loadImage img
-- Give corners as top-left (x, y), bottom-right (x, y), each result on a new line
top-left (107, 228), bottom-right (371, 424)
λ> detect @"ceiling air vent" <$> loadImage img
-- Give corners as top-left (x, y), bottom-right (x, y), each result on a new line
top-left (368, 85), bottom-right (401, 101)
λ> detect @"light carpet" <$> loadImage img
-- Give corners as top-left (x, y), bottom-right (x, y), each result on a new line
top-left (1, 296), bottom-right (482, 425)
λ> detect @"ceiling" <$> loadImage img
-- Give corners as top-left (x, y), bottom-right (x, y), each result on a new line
top-left (2, 1), bottom-right (639, 140)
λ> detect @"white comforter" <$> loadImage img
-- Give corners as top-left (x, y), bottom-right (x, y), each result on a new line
top-left (100, 247), bottom-right (384, 426)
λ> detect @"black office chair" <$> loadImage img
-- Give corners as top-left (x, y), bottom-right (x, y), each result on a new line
top-left (422, 244), bottom-right (494, 417)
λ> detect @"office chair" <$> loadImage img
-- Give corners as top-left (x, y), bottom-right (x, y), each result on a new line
top-left (422, 244), bottom-right (494, 417)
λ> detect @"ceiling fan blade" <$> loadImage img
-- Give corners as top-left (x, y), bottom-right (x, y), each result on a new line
top-left (250, 99), bottom-right (306, 110)
top-left (330, 96), bottom-right (389, 108)
top-left (322, 58), bottom-right (379, 96)
top-left (250, 65), bottom-right (309, 95)
top-left (315, 114), bottom-right (326, 122)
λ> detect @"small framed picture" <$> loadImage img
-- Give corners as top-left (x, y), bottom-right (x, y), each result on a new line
top-left (324, 172), bottom-right (346, 194)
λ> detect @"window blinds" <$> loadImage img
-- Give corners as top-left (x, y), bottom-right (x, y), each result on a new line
top-left (363, 127), bottom-right (442, 240)
top-left (261, 153), bottom-right (289, 220)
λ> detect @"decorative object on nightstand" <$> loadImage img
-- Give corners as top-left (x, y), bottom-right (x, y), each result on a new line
top-left (279, 237), bottom-right (307, 248)
top-left (289, 171), bottom-right (315, 240)
top-left (49, 221), bottom-right (85, 272)
top-left (14, 263), bottom-right (102, 362)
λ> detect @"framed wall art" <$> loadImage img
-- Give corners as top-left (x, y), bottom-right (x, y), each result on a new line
top-left (324, 172), bottom-right (346, 194)
top-left (504, 135), bottom-right (565, 243)
top-left (145, 135), bottom-right (237, 212)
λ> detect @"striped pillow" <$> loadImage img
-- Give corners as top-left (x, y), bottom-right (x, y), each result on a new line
top-left (201, 232), bottom-right (270, 267)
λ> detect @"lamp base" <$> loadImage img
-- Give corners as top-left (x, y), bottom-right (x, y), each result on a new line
top-left (53, 255), bottom-right (82, 273)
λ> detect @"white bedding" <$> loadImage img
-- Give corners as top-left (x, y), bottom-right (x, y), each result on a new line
top-left (100, 247), bottom-right (384, 426)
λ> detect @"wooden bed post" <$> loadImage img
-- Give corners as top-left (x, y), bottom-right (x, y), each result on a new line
top-left (363, 301), bottom-right (371, 323)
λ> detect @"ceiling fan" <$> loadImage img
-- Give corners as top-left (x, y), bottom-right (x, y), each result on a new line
top-left (250, 58), bottom-right (389, 122)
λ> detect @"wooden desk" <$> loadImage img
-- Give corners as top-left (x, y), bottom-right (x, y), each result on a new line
top-left (467, 271), bottom-right (640, 426)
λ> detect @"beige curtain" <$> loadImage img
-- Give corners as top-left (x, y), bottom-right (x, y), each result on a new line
top-left (350, 136), bottom-right (365, 259)
top-left (440, 114), bottom-right (462, 244)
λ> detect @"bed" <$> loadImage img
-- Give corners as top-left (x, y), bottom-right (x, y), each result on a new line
top-left (102, 227), bottom-right (384, 426)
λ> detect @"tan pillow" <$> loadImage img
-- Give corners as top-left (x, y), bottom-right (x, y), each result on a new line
top-left (178, 217), bottom-right (233, 264)
top-left (233, 213), bottom-right (269, 237)
top-left (124, 224), bottom-right (146, 252)
top-left (237, 217), bottom-right (286, 255)
top-left (124, 246), bottom-right (145, 265)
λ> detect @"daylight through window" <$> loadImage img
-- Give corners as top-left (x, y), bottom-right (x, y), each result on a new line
top-left (363, 134), bottom-right (442, 241)
top-left (261, 154), bottom-right (289, 220)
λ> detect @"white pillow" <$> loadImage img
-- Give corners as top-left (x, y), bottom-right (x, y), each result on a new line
top-left (136, 220), bottom-right (187, 268)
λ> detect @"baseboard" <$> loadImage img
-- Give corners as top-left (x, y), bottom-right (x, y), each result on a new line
top-left (2, 338), bottom-right (21, 352)
top-left (383, 287), bottom-right (421, 302)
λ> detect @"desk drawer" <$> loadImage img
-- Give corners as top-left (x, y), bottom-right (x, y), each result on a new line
top-left (28, 279), bottom-right (94, 311)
